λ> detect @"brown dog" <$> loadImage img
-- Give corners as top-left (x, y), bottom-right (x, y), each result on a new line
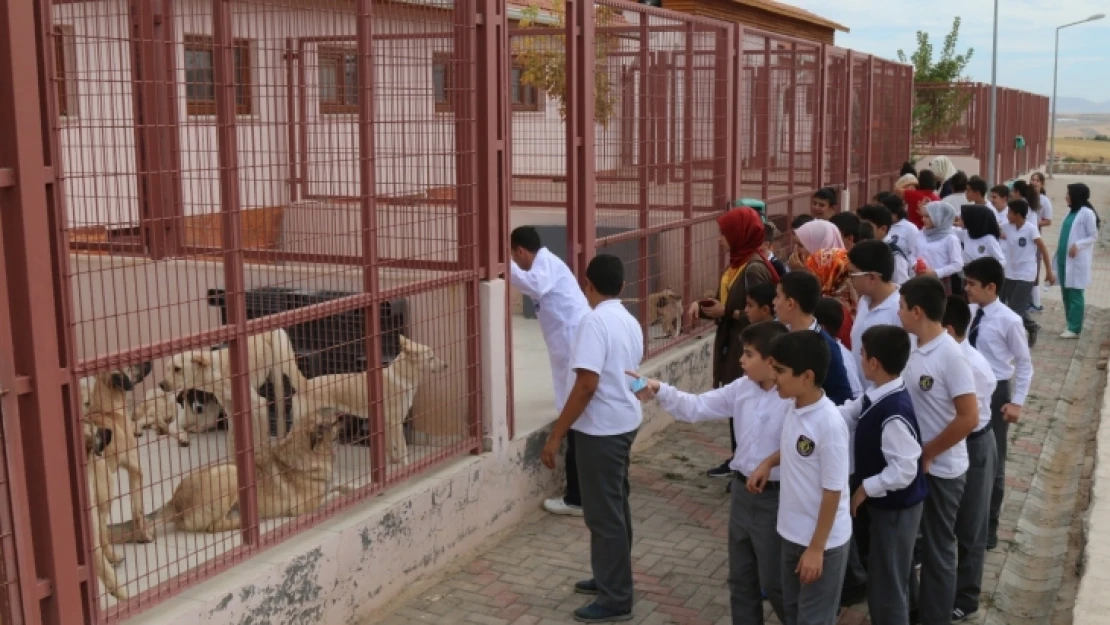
top-left (108, 407), bottom-right (345, 535)
top-left (648, 288), bottom-right (683, 338)
top-left (84, 425), bottom-right (127, 600)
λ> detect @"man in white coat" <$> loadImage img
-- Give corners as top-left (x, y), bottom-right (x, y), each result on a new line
top-left (511, 226), bottom-right (592, 516)
top-left (1055, 183), bottom-right (1100, 339)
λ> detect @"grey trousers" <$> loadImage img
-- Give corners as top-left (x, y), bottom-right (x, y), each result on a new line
top-left (988, 380), bottom-right (1012, 543)
top-left (1001, 279), bottom-right (1037, 335)
top-left (917, 473), bottom-right (966, 625)
top-left (866, 503), bottom-right (924, 625)
top-left (955, 428), bottom-right (999, 613)
top-left (782, 539), bottom-right (850, 625)
top-left (575, 429), bottom-right (638, 612)
top-left (728, 478), bottom-right (785, 624)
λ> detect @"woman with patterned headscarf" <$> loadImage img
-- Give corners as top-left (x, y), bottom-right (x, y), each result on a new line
top-left (790, 219), bottom-right (856, 347)
top-left (1056, 183), bottom-right (1099, 338)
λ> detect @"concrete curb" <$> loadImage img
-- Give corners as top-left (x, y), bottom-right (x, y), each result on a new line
top-left (1073, 344), bottom-right (1110, 623)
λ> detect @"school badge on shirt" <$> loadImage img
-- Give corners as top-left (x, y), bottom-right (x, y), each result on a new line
top-left (796, 435), bottom-right (816, 457)
top-left (919, 375), bottom-right (935, 391)
top-left (978, 245), bottom-right (986, 253)
top-left (1018, 237), bottom-right (1028, 247)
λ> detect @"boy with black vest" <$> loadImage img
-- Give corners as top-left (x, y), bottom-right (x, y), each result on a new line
top-left (837, 324), bottom-right (926, 625)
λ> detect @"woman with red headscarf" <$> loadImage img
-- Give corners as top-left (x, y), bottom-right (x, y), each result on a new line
top-left (691, 206), bottom-right (779, 478)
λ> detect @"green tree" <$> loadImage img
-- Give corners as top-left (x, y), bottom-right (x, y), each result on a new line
top-left (897, 17), bottom-right (975, 152)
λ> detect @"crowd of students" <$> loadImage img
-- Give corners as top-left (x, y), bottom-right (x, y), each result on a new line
top-left (508, 165), bottom-right (1099, 625)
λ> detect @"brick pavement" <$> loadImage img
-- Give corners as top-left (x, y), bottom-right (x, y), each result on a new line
top-left (371, 302), bottom-right (1108, 625)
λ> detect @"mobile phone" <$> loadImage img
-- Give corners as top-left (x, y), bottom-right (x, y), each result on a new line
top-left (630, 377), bottom-right (648, 394)
top-left (698, 298), bottom-right (716, 307)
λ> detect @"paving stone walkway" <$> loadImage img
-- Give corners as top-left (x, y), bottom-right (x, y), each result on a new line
top-left (371, 302), bottom-right (1108, 625)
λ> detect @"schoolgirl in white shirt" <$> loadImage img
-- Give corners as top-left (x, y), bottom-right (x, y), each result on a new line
top-left (918, 201), bottom-right (964, 291)
top-left (959, 204), bottom-right (1006, 265)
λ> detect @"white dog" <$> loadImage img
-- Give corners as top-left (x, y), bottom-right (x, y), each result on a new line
top-left (296, 336), bottom-right (448, 466)
top-left (132, 388), bottom-right (191, 446)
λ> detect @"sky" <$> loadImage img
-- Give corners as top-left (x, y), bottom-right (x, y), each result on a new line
top-left (788, 0), bottom-right (1110, 104)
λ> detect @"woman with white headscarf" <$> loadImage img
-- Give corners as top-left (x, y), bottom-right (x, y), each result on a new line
top-left (931, 156), bottom-right (958, 197)
top-left (917, 201), bottom-right (964, 293)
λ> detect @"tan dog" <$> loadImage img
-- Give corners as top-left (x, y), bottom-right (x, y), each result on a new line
top-left (132, 388), bottom-right (191, 447)
top-left (296, 336), bottom-right (448, 466)
top-left (648, 288), bottom-right (683, 338)
top-left (84, 424), bottom-right (126, 600)
top-left (108, 408), bottom-right (345, 535)
top-left (83, 364), bottom-right (156, 545)
top-left (158, 328), bottom-right (309, 451)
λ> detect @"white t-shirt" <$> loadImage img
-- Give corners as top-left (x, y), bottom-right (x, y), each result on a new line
top-left (850, 289), bottom-right (902, 391)
top-left (888, 220), bottom-right (920, 264)
top-left (777, 395), bottom-right (853, 549)
top-left (943, 192), bottom-right (969, 211)
top-left (918, 233), bottom-right (964, 279)
top-left (959, 339), bottom-right (997, 432)
top-left (1033, 194), bottom-right (1053, 225)
top-left (901, 333), bottom-right (977, 479)
top-left (839, 341), bottom-right (862, 400)
top-left (569, 300), bottom-right (644, 436)
top-left (1001, 221), bottom-right (1041, 282)
top-left (960, 232), bottom-right (1007, 265)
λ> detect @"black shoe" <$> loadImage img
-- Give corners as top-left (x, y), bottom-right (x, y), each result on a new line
top-left (908, 607), bottom-right (919, 625)
top-left (987, 534), bottom-right (998, 550)
top-left (952, 607), bottom-right (978, 622)
top-left (574, 579), bottom-right (599, 595)
top-left (839, 584), bottom-right (867, 607)
top-left (573, 602), bottom-right (633, 622)
top-left (706, 461), bottom-right (732, 478)
top-left (1028, 324), bottom-right (1040, 348)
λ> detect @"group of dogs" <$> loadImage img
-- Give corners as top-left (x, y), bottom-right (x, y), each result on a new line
top-left (79, 331), bottom-right (448, 600)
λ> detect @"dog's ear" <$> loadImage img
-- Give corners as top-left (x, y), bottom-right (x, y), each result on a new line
top-left (135, 361), bottom-right (153, 382)
top-left (191, 352), bottom-right (211, 368)
top-left (110, 371), bottom-right (135, 392)
top-left (309, 423), bottom-right (332, 450)
top-left (398, 335), bottom-right (412, 352)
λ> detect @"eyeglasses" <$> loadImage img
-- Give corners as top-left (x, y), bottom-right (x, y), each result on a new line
top-left (849, 271), bottom-right (876, 278)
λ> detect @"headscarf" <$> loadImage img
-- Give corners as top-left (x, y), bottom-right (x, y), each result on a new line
top-left (930, 156), bottom-right (957, 183)
top-left (923, 201), bottom-right (956, 243)
top-left (795, 219), bottom-right (846, 254)
top-left (1067, 183), bottom-right (1093, 212)
top-left (960, 204), bottom-right (1000, 240)
top-left (717, 207), bottom-right (778, 279)
top-left (895, 174), bottom-right (919, 193)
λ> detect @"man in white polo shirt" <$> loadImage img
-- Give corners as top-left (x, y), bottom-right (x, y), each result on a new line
top-left (847, 240), bottom-right (906, 391)
top-left (510, 226), bottom-right (591, 517)
top-left (541, 254), bottom-right (643, 623)
top-left (897, 276), bottom-right (979, 625)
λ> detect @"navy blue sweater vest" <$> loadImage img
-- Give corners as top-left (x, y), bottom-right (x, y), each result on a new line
top-left (853, 387), bottom-right (928, 510)
top-left (818, 328), bottom-right (854, 406)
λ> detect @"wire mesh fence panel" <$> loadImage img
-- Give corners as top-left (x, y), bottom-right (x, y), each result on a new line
top-left (52, 0), bottom-right (480, 619)
top-left (0, 405), bottom-right (24, 625)
top-left (823, 49), bottom-right (849, 198)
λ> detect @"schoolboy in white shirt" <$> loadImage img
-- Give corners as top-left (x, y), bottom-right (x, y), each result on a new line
top-left (846, 240), bottom-right (906, 390)
top-left (857, 204), bottom-right (910, 285)
top-left (960, 257), bottom-right (1034, 553)
top-left (988, 185), bottom-right (1010, 227)
top-left (896, 276), bottom-right (979, 625)
top-left (540, 254), bottom-right (643, 623)
top-left (942, 294), bottom-right (999, 623)
top-left (753, 330), bottom-right (853, 625)
top-left (999, 199), bottom-right (1056, 346)
top-left (630, 320), bottom-right (791, 624)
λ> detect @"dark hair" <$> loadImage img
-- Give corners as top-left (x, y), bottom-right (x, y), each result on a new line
top-left (857, 203), bottom-right (894, 230)
top-left (829, 212), bottom-right (861, 242)
top-left (900, 161), bottom-right (918, 177)
top-left (950, 171), bottom-right (969, 193)
top-left (860, 325), bottom-right (911, 375)
top-left (815, 297), bottom-right (846, 336)
top-left (873, 191), bottom-right (907, 220)
top-left (990, 184), bottom-right (1010, 199)
top-left (1031, 171), bottom-right (1047, 190)
top-left (813, 187), bottom-right (839, 206)
top-left (941, 294), bottom-right (972, 338)
top-left (510, 226), bottom-right (542, 253)
top-left (779, 271), bottom-right (821, 315)
top-left (1012, 180), bottom-right (1040, 211)
top-left (791, 214), bottom-right (815, 230)
top-left (769, 330), bottom-right (829, 386)
top-left (962, 256), bottom-right (1006, 293)
top-left (740, 320), bottom-right (789, 357)
top-left (900, 275), bottom-right (947, 322)
top-left (917, 169), bottom-right (938, 191)
top-left (968, 176), bottom-right (988, 198)
top-left (859, 221), bottom-right (876, 242)
top-left (847, 239), bottom-right (895, 282)
top-left (585, 254), bottom-right (625, 297)
top-left (746, 281), bottom-right (777, 311)
top-left (1007, 198), bottom-right (1029, 219)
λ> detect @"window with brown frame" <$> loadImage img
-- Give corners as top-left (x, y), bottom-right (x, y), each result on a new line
top-left (432, 53), bottom-right (452, 113)
top-left (510, 59), bottom-right (542, 112)
top-left (318, 46), bottom-right (358, 114)
top-left (432, 53), bottom-right (541, 113)
top-left (184, 35), bottom-right (252, 116)
top-left (54, 25), bottom-right (77, 117)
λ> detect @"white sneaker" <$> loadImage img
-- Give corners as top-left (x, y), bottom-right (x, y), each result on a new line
top-left (543, 497), bottom-right (584, 516)
top-left (1060, 330), bottom-right (1079, 339)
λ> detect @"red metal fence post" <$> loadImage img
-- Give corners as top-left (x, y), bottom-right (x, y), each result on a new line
top-left (731, 26), bottom-right (744, 198)
top-left (564, 0), bottom-right (596, 278)
top-left (841, 51), bottom-right (853, 194)
top-left (861, 55), bottom-right (874, 207)
top-left (814, 44), bottom-right (828, 188)
top-left (682, 23), bottom-right (695, 310)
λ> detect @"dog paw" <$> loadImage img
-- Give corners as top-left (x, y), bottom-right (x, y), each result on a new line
top-left (131, 526), bottom-right (156, 543)
top-left (177, 437), bottom-right (191, 448)
top-left (106, 551), bottom-right (125, 566)
top-left (110, 586), bottom-right (129, 601)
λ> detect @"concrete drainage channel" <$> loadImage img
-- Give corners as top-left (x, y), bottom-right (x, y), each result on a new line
top-left (986, 307), bottom-right (1109, 625)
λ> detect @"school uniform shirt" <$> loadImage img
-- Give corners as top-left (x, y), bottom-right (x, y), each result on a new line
top-left (969, 299), bottom-right (1033, 406)
top-left (959, 338), bottom-right (997, 431)
top-left (942, 192), bottom-right (969, 212)
top-left (1001, 220), bottom-right (1041, 282)
top-left (888, 220), bottom-right (920, 265)
top-left (838, 378), bottom-right (924, 500)
top-left (777, 395), bottom-right (853, 549)
top-left (793, 319), bottom-right (855, 406)
top-left (994, 207), bottom-right (1010, 228)
top-left (849, 290), bottom-right (904, 391)
top-left (1035, 194), bottom-right (1053, 225)
top-left (839, 341), bottom-right (863, 400)
top-left (656, 377), bottom-right (792, 480)
top-left (884, 235), bottom-right (912, 285)
top-left (960, 231), bottom-right (1006, 265)
top-left (902, 332), bottom-right (977, 479)
top-left (510, 248), bottom-right (591, 408)
top-left (570, 300), bottom-right (644, 436)
top-left (918, 233), bottom-right (963, 279)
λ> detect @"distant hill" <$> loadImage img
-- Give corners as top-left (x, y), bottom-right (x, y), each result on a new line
top-left (1053, 97), bottom-right (1110, 114)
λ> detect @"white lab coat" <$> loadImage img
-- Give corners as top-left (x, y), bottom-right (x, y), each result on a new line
top-left (1057, 206), bottom-right (1099, 290)
top-left (510, 248), bottom-right (591, 411)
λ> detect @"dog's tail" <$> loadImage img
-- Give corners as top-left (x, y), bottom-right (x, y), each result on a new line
top-left (107, 504), bottom-right (177, 543)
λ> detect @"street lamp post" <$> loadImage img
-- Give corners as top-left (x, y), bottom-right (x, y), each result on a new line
top-left (987, 0), bottom-right (999, 185)
top-left (1048, 13), bottom-right (1105, 178)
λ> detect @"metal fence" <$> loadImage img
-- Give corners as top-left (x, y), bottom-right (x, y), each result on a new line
top-left (0, 0), bottom-right (918, 622)
top-left (914, 82), bottom-right (1050, 183)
